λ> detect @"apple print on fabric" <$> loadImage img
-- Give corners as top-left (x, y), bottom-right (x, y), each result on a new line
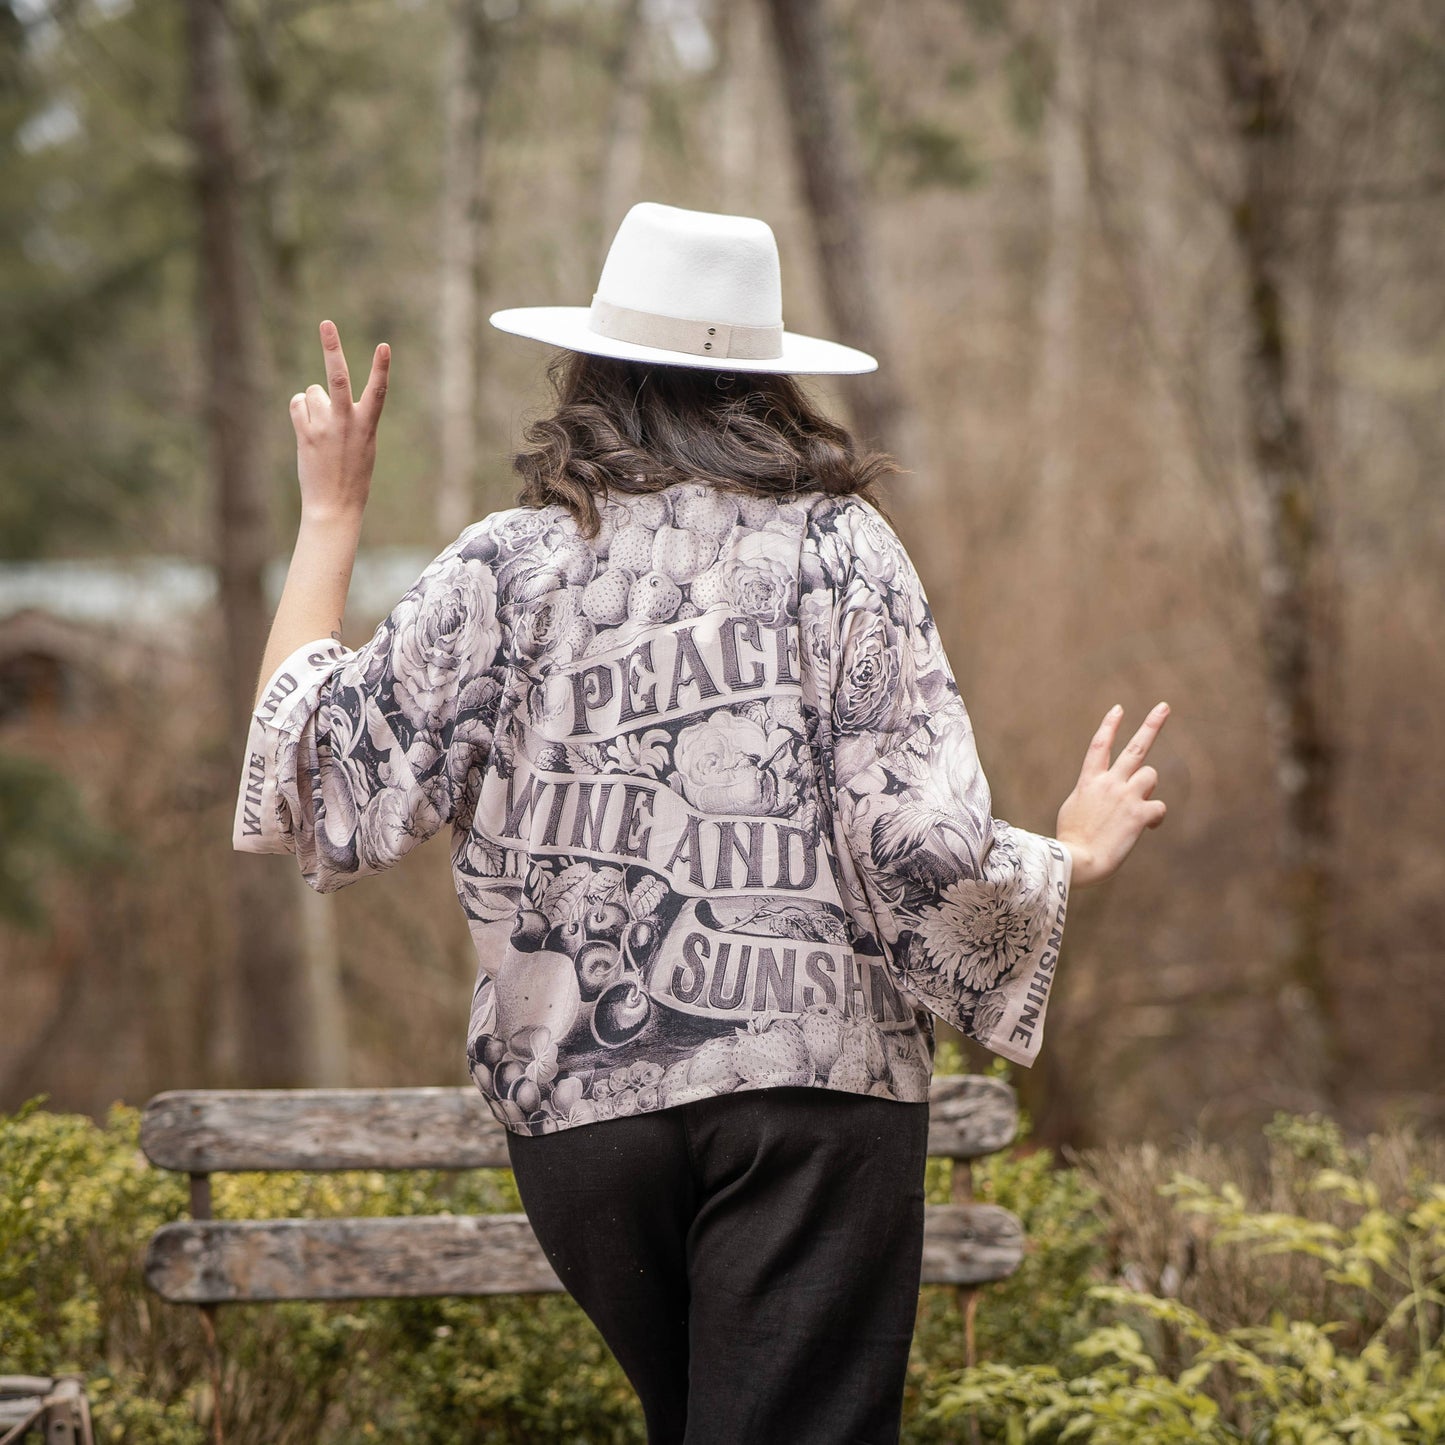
top-left (235, 485), bottom-right (1072, 1136)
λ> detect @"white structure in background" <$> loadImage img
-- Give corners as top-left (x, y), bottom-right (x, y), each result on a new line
top-left (0, 549), bottom-right (433, 722)
top-left (0, 548), bottom-right (434, 635)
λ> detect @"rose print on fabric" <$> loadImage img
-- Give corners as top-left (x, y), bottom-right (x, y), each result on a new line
top-left (501, 586), bottom-right (592, 666)
top-left (834, 602), bottom-right (909, 737)
top-left (672, 711), bottom-right (797, 815)
top-left (389, 555), bottom-right (500, 729)
top-left (234, 486), bottom-right (1072, 1137)
top-left (812, 499), bottom-right (901, 590)
top-left (723, 551), bottom-right (796, 628)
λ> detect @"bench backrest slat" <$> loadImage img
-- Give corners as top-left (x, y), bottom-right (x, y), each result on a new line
top-left (139, 1077), bottom-right (1017, 1174)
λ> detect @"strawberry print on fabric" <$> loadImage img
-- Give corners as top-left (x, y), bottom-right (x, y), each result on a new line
top-left (234, 484), bottom-right (1073, 1136)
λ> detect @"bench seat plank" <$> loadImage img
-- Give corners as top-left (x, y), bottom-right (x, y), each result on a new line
top-left (144, 1202), bottom-right (1024, 1303)
top-left (145, 1214), bottom-right (561, 1300)
top-left (139, 1077), bottom-right (1017, 1174)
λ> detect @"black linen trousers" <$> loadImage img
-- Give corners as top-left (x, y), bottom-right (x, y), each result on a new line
top-left (505, 1085), bottom-right (932, 1445)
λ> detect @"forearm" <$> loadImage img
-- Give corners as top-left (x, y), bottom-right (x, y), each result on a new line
top-left (253, 508), bottom-right (365, 706)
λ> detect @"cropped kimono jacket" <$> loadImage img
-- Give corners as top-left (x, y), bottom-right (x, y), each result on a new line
top-left (234, 485), bottom-right (1073, 1136)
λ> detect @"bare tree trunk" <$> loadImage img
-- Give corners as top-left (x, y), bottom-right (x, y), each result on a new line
top-left (1079, 1), bottom-right (1257, 602)
top-left (1001, 0), bottom-right (1095, 1150)
top-left (597, 0), bottom-right (651, 250)
top-left (1209, 0), bottom-right (1344, 1109)
top-left (243, 0), bottom-right (351, 1088)
top-left (436, 0), bottom-right (493, 541)
top-left (1135, 0), bottom-right (1194, 512)
top-left (715, 0), bottom-right (765, 213)
top-left (1029, 0), bottom-right (1090, 549)
top-left (187, 0), bottom-right (309, 1087)
top-left (760, 0), bottom-right (936, 540)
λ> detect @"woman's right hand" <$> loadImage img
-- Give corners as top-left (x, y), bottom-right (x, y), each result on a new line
top-left (291, 318), bottom-right (390, 523)
top-left (1056, 702), bottom-right (1170, 888)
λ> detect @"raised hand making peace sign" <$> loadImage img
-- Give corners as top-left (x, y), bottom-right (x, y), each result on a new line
top-left (251, 320), bottom-right (390, 703)
top-left (1056, 701), bottom-right (1171, 887)
top-left (290, 318), bottom-right (391, 521)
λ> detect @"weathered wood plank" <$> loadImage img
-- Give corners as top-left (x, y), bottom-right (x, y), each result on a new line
top-left (926, 1075), bottom-right (1020, 1159)
top-left (140, 1087), bottom-right (511, 1172)
top-left (920, 1202), bottom-right (1027, 1287)
top-left (139, 1078), bottom-right (1017, 1174)
top-left (144, 1214), bottom-right (561, 1301)
top-left (143, 1203), bottom-right (1023, 1303)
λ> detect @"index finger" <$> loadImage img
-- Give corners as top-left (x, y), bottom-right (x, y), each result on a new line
top-left (320, 319), bottom-right (352, 407)
top-left (1079, 705), bottom-right (1124, 782)
top-left (1110, 702), bottom-right (1170, 778)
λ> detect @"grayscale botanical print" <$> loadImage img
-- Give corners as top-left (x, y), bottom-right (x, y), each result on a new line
top-left (235, 485), bottom-right (1072, 1136)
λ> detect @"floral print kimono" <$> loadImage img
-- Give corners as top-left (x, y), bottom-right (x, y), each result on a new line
top-left (234, 486), bottom-right (1073, 1136)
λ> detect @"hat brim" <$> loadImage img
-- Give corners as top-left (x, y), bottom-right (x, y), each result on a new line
top-left (488, 306), bottom-right (878, 375)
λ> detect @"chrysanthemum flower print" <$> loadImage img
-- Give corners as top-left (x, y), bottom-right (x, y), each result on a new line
top-left (916, 875), bottom-right (1039, 992)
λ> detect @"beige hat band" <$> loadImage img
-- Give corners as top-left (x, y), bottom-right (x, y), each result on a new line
top-left (587, 294), bottom-right (785, 360)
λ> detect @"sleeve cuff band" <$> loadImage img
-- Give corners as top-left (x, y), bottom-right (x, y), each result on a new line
top-left (232, 637), bottom-right (353, 855)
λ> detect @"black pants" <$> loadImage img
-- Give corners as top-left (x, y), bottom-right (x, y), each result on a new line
top-left (505, 1085), bottom-right (931, 1445)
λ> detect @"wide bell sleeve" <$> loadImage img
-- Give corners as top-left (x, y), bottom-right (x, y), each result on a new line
top-left (817, 500), bottom-right (1074, 1068)
top-left (232, 520), bottom-right (505, 893)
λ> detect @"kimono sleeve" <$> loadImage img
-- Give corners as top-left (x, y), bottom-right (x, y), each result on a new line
top-left (822, 501), bottom-right (1074, 1067)
top-left (232, 521), bottom-right (505, 893)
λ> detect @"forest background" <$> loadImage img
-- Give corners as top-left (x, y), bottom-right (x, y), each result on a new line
top-left (2, 0), bottom-right (1442, 1157)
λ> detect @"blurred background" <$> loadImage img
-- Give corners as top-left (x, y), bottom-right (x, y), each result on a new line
top-left (2, 0), bottom-right (1441, 1153)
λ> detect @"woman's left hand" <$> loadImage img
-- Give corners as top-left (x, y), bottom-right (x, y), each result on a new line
top-left (290, 319), bottom-right (390, 522)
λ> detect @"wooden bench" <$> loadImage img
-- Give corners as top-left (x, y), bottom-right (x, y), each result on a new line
top-left (139, 1077), bottom-right (1025, 1307)
top-left (0, 1375), bottom-right (94, 1445)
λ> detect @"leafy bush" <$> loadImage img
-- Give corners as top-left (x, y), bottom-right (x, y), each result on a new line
top-left (925, 1110), bottom-right (1445, 1442)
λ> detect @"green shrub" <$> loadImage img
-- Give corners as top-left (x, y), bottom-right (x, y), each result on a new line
top-left (925, 1111), bottom-right (1445, 1442)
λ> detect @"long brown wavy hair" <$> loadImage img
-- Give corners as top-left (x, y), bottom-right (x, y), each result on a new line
top-left (511, 350), bottom-right (902, 536)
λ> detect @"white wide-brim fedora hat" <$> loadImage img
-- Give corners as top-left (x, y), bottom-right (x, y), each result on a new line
top-left (489, 200), bottom-right (878, 375)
